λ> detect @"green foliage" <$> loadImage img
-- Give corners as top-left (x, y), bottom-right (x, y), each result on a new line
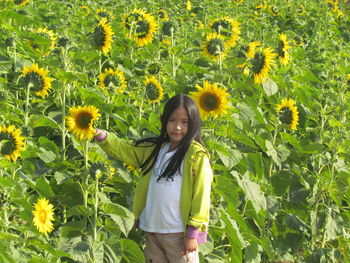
top-left (0, 0), bottom-right (349, 262)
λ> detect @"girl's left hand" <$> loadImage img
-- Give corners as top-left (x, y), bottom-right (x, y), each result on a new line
top-left (183, 237), bottom-right (198, 255)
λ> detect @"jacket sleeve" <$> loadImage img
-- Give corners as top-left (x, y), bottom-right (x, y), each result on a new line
top-left (187, 152), bottom-right (213, 231)
top-left (97, 132), bottom-right (149, 168)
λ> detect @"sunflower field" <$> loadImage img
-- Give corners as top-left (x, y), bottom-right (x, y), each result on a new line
top-left (0, 0), bottom-right (349, 262)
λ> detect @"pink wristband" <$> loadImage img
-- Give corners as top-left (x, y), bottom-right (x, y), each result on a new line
top-left (94, 129), bottom-right (107, 142)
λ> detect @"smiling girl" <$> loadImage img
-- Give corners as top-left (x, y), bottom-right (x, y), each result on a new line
top-left (94, 94), bottom-right (213, 263)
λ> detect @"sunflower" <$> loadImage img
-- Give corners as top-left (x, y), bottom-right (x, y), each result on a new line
top-left (297, 5), bottom-right (305, 15)
top-left (32, 198), bottom-right (54, 234)
top-left (256, 0), bottom-right (268, 10)
top-left (250, 47), bottom-right (277, 84)
top-left (195, 20), bottom-right (204, 30)
top-left (190, 81), bottom-right (231, 119)
top-left (14, 0), bottom-right (30, 5)
top-left (202, 33), bottom-right (229, 61)
top-left (270, 5), bottom-right (279, 16)
top-left (28, 28), bottom-right (57, 56)
top-left (93, 17), bottom-right (114, 54)
top-left (186, 0), bottom-right (192, 10)
top-left (326, 0), bottom-right (339, 12)
top-left (144, 76), bottom-right (163, 103)
top-left (96, 8), bottom-right (114, 22)
top-left (209, 16), bottom-right (241, 48)
top-left (232, 0), bottom-right (244, 4)
top-left (81, 6), bottom-right (90, 16)
top-left (247, 41), bottom-right (261, 58)
top-left (123, 9), bottom-right (157, 47)
top-left (0, 125), bottom-right (25, 162)
top-left (276, 98), bottom-right (299, 130)
top-left (276, 34), bottom-right (292, 66)
top-left (65, 105), bottom-right (101, 141)
top-left (98, 68), bottom-right (127, 94)
top-left (22, 63), bottom-right (53, 98)
top-left (158, 9), bottom-right (169, 21)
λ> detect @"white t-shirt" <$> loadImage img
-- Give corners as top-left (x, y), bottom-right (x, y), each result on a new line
top-left (139, 143), bottom-right (184, 233)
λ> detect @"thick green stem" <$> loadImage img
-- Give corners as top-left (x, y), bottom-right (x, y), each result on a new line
top-left (171, 29), bottom-right (176, 77)
top-left (268, 126), bottom-right (279, 178)
top-left (83, 140), bottom-right (90, 170)
top-left (61, 82), bottom-right (67, 161)
top-left (93, 176), bottom-right (99, 242)
top-left (24, 83), bottom-right (32, 127)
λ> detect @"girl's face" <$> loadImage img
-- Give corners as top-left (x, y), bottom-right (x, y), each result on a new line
top-left (166, 106), bottom-right (189, 150)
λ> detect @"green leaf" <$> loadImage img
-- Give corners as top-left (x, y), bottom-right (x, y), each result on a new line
top-left (220, 211), bottom-right (244, 263)
top-left (232, 171), bottom-right (266, 212)
top-left (59, 222), bottom-right (85, 238)
top-left (39, 137), bottom-right (59, 154)
top-left (299, 143), bottom-right (323, 153)
top-left (36, 147), bottom-right (57, 163)
top-left (0, 242), bottom-right (15, 263)
top-left (271, 171), bottom-right (291, 196)
top-left (35, 177), bottom-right (55, 198)
top-left (30, 115), bottom-right (61, 130)
top-left (265, 140), bottom-right (280, 165)
top-left (280, 132), bottom-right (301, 149)
top-left (120, 238), bottom-right (145, 263)
top-left (26, 238), bottom-right (70, 258)
top-left (324, 211), bottom-right (341, 242)
top-left (262, 79), bottom-right (278, 96)
top-left (244, 242), bottom-right (261, 263)
top-left (102, 203), bottom-right (134, 236)
top-left (216, 149), bottom-right (242, 170)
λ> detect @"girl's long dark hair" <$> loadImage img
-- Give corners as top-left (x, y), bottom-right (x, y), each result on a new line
top-left (135, 94), bottom-right (203, 180)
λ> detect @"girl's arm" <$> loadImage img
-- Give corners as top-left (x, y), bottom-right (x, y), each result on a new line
top-left (187, 151), bottom-right (213, 233)
top-left (94, 129), bottom-right (149, 168)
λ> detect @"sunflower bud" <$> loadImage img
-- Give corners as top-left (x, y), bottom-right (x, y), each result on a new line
top-left (148, 63), bottom-right (161, 74)
top-left (162, 21), bottom-right (176, 36)
top-left (5, 37), bottom-right (14, 47)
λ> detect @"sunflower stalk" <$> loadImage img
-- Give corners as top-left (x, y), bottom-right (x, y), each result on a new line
top-left (92, 174), bottom-right (99, 243)
top-left (268, 125), bottom-right (279, 178)
top-left (24, 82), bottom-right (33, 128)
top-left (106, 95), bottom-right (111, 129)
top-left (61, 44), bottom-right (70, 161)
top-left (171, 29), bottom-right (176, 77)
top-left (61, 82), bottom-right (67, 161)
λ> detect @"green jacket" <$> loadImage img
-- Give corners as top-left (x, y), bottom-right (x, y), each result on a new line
top-left (97, 132), bottom-right (213, 232)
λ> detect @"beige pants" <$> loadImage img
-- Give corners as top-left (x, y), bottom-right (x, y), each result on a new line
top-left (144, 232), bottom-right (199, 263)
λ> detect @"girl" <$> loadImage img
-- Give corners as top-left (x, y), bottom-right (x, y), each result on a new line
top-left (94, 94), bottom-right (213, 263)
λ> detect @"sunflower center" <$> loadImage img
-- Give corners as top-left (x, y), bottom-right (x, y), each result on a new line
top-left (279, 107), bottom-right (293, 125)
top-left (252, 52), bottom-right (265, 73)
top-left (125, 13), bottom-right (142, 30)
top-left (211, 20), bottom-right (232, 37)
top-left (277, 41), bottom-right (286, 57)
top-left (104, 74), bottom-right (121, 92)
top-left (0, 132), bottom-right (16, 155)
top-left (24, 72), bottom-right (44, 92)
top-left (159, 11), bottom-right (166, 19)
top-left (39, 209), bottom-right (48, 224)
top-left (200, 93), bottom-right (220, 111)
top-left (98, 12), bottom-right (111, 20)
top-left (93, 25), bottom-right (106, 47)
top-left (135, 20), bottom-right (150, 38)
top-left (146, 83), bottom-right (160, 101)
top-left (207, 38), bottom-right (225, 55)
top-left (76, 112), bottom-right (92, 129)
